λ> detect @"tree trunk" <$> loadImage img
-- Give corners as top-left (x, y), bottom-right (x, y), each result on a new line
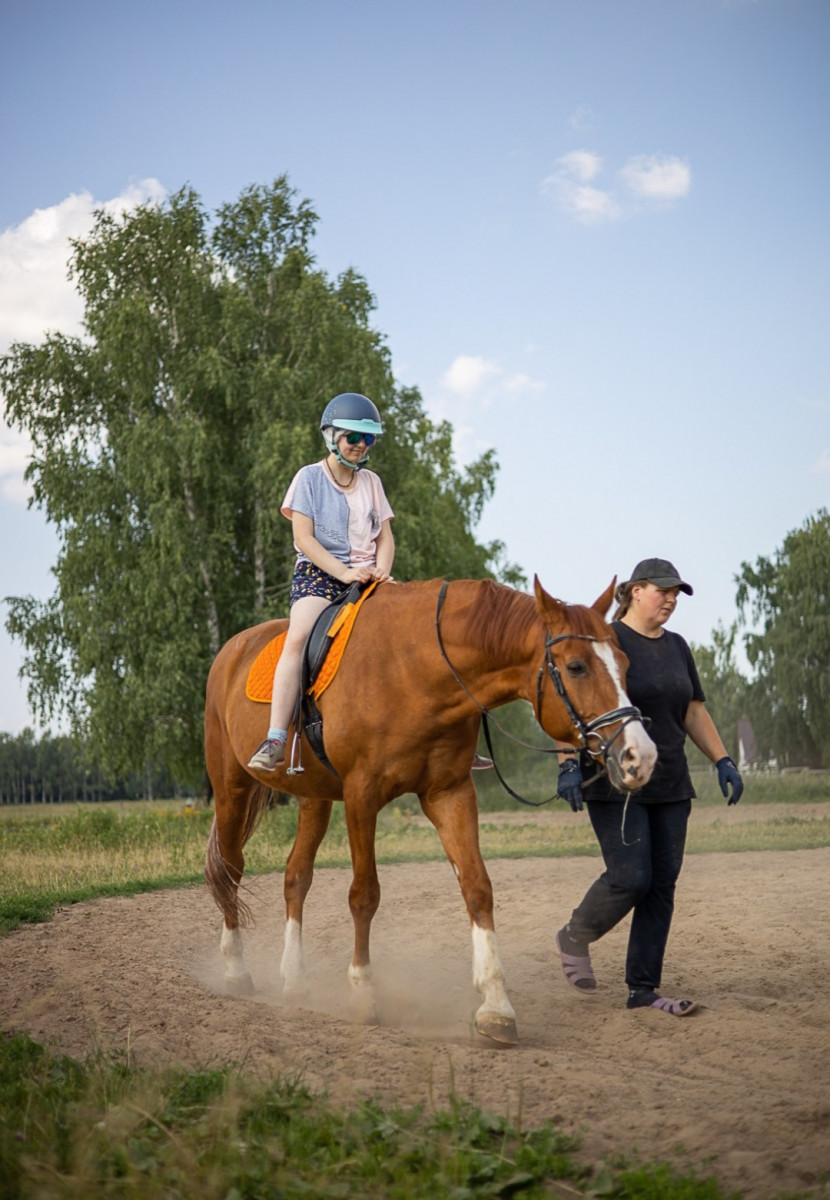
top-left (182, 476), bottom-right (223, 657)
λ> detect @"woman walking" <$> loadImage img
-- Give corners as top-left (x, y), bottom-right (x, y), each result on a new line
top-left (555, 558), bottom-right (743, 1016)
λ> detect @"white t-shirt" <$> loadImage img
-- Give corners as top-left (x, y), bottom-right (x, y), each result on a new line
top-left (281, 462), bottom-right (394, 567)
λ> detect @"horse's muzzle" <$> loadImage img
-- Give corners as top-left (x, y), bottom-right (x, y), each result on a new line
top-left (605, 721), bottom-right (657, 792)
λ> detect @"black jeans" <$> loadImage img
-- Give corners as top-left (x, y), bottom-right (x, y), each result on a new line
top-left (566, 798), bottom-right (691, 992)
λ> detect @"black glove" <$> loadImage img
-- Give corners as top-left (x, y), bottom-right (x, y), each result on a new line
top-left (717, 756), bottom-right (743, 805)
top-left (557, 757), bottom-right (584, 812)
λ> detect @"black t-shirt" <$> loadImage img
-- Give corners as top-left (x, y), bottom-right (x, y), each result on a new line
top-left (582, 620), bottom-right (705, 804)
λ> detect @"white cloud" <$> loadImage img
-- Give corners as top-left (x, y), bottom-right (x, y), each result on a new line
top-left (0, 179), bottom-right (166, 352)
top-left (556, 149), bottom-right (602, 183)
top-left (430, 355), bottom-right (546, 465)
top-left (541, 151), bottom-right (621, 225)
top-left (542, 148), bottom-right (691, 223)
top-left (620, 154), bottom-right (692, 201)
top-left (811, 449), bottom-right (830, 474)
top-left (439, 357), bottom-right (545, 407)
top-left (425, 355), bottom-right (546, 466)
top-left (567, 184), bottom-right (621, 224)
top-left (0, 179), bottom-right (166, 504)
top-left (442, 355), bottom-right (501, 398)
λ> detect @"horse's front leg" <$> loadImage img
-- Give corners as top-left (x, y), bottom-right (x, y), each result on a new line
top-left (343, 794), bottom-right (382, 1023)
top-left (280, 797), bottom-right (333, 1000)
top-left (419, 778), bottom-right (518, 1045)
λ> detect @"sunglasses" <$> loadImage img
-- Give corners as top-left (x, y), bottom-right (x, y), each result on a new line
top-left (344, 431), bottom-right (376, 447)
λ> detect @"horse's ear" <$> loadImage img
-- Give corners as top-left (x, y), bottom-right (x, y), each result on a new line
top-left (534, 575), bottom-right (567, 629)
top-left (591, 577), bottom-right (617, 618)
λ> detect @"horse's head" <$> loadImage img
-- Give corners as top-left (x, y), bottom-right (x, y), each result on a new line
top-left (533, 576), bottom-right (656, 792)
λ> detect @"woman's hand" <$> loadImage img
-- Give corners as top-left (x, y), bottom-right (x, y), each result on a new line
top-left (557, 757), bottom-right (584, 812)
top-left (716, 756), bottom-right (744, 805)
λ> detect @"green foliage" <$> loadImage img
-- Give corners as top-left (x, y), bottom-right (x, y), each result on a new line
top-left (736, 509), bottom-right (830, 767)
top-left (0, 727), bottom-right (186, 805)
top-left (688, 624), bottom-right (747, 765)
top-left (2, 178), bottom-right (518, 785)
top-left (0, 1032), bottom-right (748, 1200)
top-left (604, 1160), bottom-right (740, 1199)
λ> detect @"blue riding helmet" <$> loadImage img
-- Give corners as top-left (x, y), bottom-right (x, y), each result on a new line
top-left (320, 392), bottom-right (383, 469)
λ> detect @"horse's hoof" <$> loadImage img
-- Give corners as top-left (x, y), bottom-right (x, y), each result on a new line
top-left (475, 1013), bottom-right (519, 1046)
top-left (349, 990), bottom-right (379, 1025)
top-left (225, 973), bottom-right (255, 996)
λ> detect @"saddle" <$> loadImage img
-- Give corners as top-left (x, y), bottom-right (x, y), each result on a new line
top-left (296, 579), bottom-right (380, 775)
top-left (245, 579), bottom-right (381, 775)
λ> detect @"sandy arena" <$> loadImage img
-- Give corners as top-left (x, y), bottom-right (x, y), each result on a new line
top-left (2, 807), bottom-right (829, 1199)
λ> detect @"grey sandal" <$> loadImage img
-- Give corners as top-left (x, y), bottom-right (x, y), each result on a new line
top-left (556, 931), bottom-right (597, 991)
top-left (647, 996), bottom-right (698, 1016)
top-left (627, 992), bottom-right (698, 1016)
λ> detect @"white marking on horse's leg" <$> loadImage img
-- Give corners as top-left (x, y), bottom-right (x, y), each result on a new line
top-left (280, 916), bottom-right (306, 995)
top-left (347, 962), bottom-right (373, 987)
top-left (471, 924), bottom-right (516, 1021)
top-left (347, 962), bottom-right (378, 1023)
top-left (220, 923), bottom-right (253, 990)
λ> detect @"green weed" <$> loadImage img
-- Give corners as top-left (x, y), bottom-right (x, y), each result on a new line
top-left (0, 1032), bottom-right (755, 1200)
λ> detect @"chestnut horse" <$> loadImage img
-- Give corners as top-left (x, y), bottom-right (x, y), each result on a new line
top-left (204, 576), bottom-right (656, 1044)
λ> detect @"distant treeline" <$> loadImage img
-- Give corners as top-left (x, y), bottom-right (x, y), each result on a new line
top-left (0, 729), bottom-right (185, 805)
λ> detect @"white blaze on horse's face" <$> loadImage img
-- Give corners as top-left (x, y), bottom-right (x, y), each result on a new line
top-left (593, 641), bottom-right (657, 790)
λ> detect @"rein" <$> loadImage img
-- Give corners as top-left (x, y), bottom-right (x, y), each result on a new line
top-left (434, 581), bottom-right (644, 807)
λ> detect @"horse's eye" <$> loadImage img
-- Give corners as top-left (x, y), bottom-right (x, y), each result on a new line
top-left (566, 660), bottom-right (588, 678)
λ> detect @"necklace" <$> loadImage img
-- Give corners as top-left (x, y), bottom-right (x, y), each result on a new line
top-left (324, 456), bottom-right (356, 489)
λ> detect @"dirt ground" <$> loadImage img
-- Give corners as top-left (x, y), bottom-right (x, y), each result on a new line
top-left (2, 806), bottom-right (830, 1199)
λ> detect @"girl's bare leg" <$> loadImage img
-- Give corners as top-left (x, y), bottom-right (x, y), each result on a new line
top-left (268, 596), bottom-right (331, 730)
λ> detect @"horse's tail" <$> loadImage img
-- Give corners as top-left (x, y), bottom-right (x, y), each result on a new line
top-left (204, 782), bottom-right (273, 927)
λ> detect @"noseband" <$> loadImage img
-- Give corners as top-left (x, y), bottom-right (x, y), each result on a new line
top-left (434, 582), bottom-right (644, 804)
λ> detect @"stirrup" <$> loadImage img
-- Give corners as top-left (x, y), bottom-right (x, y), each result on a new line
top-left (286, 731), bottom-right (305, 775)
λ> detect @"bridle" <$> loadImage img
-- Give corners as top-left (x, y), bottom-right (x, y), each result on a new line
top-left (538, 631), bottom-right (644, 765)
top-left (434, 581), bottom-right (645, 806)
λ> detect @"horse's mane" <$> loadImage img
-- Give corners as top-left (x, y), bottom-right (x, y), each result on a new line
top-left (466, 580), bottom-right (607, 656)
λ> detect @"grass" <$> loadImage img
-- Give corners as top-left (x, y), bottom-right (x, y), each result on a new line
top-left (0, 1030), bottom-right (752, 1200)
top-left (2, 772), bottom-right (830, 934)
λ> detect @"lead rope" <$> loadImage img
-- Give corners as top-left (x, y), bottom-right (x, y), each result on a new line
top-left (620, 793), bottom-right (639, 846)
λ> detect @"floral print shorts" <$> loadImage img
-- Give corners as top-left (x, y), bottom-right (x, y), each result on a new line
top-left (289, 560), bottom-right (344, 607)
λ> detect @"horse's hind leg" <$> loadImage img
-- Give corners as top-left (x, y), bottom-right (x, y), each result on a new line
top-left (206, 793), bottom-right (258, 994)
top-left (280, 797), bottom-right (333, 1000)
top-left (205, 717), bottom-right (263, 994)
top-left (419, 779), bottom-right (518, 1045)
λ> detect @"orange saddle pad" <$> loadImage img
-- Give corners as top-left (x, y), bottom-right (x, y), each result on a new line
top-left (245, 579), bottom-right (381, 703)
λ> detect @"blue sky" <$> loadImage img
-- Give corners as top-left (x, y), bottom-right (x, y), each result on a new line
top-left (1, 0), bottom-right (828, 733)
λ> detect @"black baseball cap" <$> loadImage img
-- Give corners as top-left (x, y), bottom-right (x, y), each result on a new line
top-left (623, 558), bottom-right (693, 595)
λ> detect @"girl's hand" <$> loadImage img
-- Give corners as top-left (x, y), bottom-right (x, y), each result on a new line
top-left (341, 566), bottom-right (375, 585)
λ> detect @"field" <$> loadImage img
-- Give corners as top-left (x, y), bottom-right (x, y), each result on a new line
top-left (2, 774), bottom-right (830, 1198)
